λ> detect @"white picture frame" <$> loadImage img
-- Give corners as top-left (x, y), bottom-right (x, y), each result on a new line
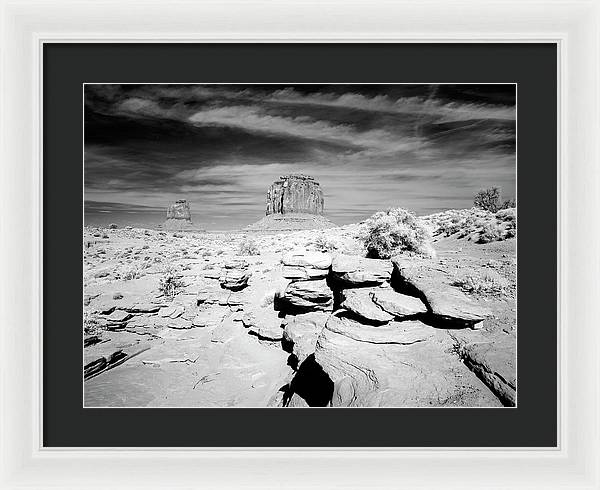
top-left (1, 0), bottom-right (598, 488)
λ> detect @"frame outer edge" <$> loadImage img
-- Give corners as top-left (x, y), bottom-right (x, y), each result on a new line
top-left (0, 0), bottom-right (598, 488)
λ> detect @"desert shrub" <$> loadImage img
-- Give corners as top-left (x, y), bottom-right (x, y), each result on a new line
top-left (474, 187), bottom-right (501, 212)
top-left (440, 220), bottom-right (462, 236)
top-left (477, 222), bottom-right (503, 244)
top-left (452, 273), bottom-right (508, 296)
top-left (312, 234), bottom-right (338, 253)
top-left (159, 265), bottom-right (185, 299)
top-left (362, 208), bottom-right (435, 259)
top-left (237, 238), bottom-right (260, 256)
top-left (108, 223), bottom-right (118, 229)
top-left (84, 311), bottom-right (101, 335)
top-left (496, 208), bottom-right (516, 222)
top-left (120, 264), bottom-right (144, 280)
top-left (501, 198), bottom-right (516, 209)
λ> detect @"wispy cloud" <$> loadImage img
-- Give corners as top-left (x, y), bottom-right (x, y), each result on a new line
top-left (267, 88), bottom-right (516, 123)
top-left (187, 105), bottom-right (420, 152)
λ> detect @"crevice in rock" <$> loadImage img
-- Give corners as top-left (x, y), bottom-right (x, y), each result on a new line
top-left (419, 312), bottom-right (480, 330)
top-left (335, 308), bottom-right (390, 327)
top-left (282, 354), bottom-right (333, 407)
top-left (390, 267), bottom-right (430, 305)
top-left (246, 330), bottom-right (281, 343)
top-left (462, 358), bottom-right (516, 407)
top-left (326, 275), bottom-right (343, 310)
top-left (281, 336), bottom-right (294, 354)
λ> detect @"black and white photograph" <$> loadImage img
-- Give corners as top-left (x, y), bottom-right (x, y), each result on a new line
top-left (83, 83), bottom-right (516, 408)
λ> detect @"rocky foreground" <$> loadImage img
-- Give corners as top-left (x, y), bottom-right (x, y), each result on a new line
top-left (84, 209), bottom-right (516, 408)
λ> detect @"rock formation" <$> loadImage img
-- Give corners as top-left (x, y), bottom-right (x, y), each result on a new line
top-left (247, 174), bottom-right (334, 230)
top-left (163, 200), bottom-right (193, 231)
top-left (266, 174), bottom-right (324, 215)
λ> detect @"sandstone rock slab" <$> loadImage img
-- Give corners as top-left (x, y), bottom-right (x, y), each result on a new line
top-left (242, 307), bottom-right (285, 341)
top-left (392, 259), bottom-right (490, 327)
top-left (340, 289), bottom-right (394, 324)
top-left (105, 310), bottom-right (132, 323)
top-left (283, 312), bottom-right (329, 364)
top-left (158, 305), bottom-right (184, 319)
top-left (220, 268), bottom-right (251, 291)
top-left (325, 314), bottom-right (434, 345)
top-left (192, 307), bottom-right (229, 328)
top-left (314, 318), bottom-right (502, 408)
top-left (460, 335), bottom-right (516, 406)
top-left (331, 254), bottom-right (392, 286)
top-left (282, 250), bottom-right (332, 270)
top-left (280, 279), bottom-right (333, 312)
top-left (370, 289), bottom-right (427, 318)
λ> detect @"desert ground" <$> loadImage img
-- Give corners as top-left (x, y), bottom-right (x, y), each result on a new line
top-left (83, 206), bottom-right (516, 408)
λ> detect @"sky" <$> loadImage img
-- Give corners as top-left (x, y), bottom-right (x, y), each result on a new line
top-left (84, 84), bottom-right (516, 230)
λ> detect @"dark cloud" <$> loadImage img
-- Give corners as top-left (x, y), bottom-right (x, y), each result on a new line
top-left (85, 84), bottom-right (516, 229)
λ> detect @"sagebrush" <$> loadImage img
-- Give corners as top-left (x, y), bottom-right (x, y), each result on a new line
top-left (237, 238), bottom-right (261, 256)
top-left (311, 235), bottom-right (338, 253)
top-left (362, 208), bottom-right (435, 259)
top-left (159, 265), bottom-right (185, 299)
top-left (452, 273), bottom-right (508, 296)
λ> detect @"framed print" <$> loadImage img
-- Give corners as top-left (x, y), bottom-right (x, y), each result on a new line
top-left (82, 81), bottom-right (518, 411)
top-left (47, 44), bottom-right (552, 448)
top-left (1, 1), bottom-right (599, 489)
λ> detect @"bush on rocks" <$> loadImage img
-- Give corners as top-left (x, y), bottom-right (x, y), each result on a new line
top-left (362, 208), bottom-right (435, 259)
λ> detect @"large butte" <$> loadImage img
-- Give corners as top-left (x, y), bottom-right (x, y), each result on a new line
top-left (247, 174), bottom-right (335, 231)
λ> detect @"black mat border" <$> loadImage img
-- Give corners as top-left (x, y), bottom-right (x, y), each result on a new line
top-left (44, 43), bottom-right (557, 447)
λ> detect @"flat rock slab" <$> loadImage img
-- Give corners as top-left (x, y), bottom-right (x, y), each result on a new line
top-left (105, 310), bottom-right (132, 322)
top-left (392, 259), bottom-right (490, 327)
top-left (283, 312), bottom-right (329, 363)
top-left (280, 279), bottom-right (333, 312)
top-left (84, 327), bottom-right (292, 407)
top-left (325, 314), bottom-right (435, 345)
top-left (242, 307), bottom-right (285, 341)
top-left (125, 303), bottom-right (162, 313)
top-left (158, 305), bottom-right (185, 319)
top-left (340, 289), bottom-right (394, 324)
top-left (331, 254), bottom-right (392, 286)
top-left (282, 250), bottom-right (332, 269)
top-left (282, 265), bottom-right (328, 280)
top-left (220, 269), bottom-right (251, 291)
top-left (314, 321), bottom-right (502, 408)
top-left (192, 307), bottom-right (230, 328)
top-left (370, 289), bottom-right (427, 318)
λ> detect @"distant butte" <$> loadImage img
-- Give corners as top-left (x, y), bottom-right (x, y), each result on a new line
top-left (163, 199), bottom-right (193, 231)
